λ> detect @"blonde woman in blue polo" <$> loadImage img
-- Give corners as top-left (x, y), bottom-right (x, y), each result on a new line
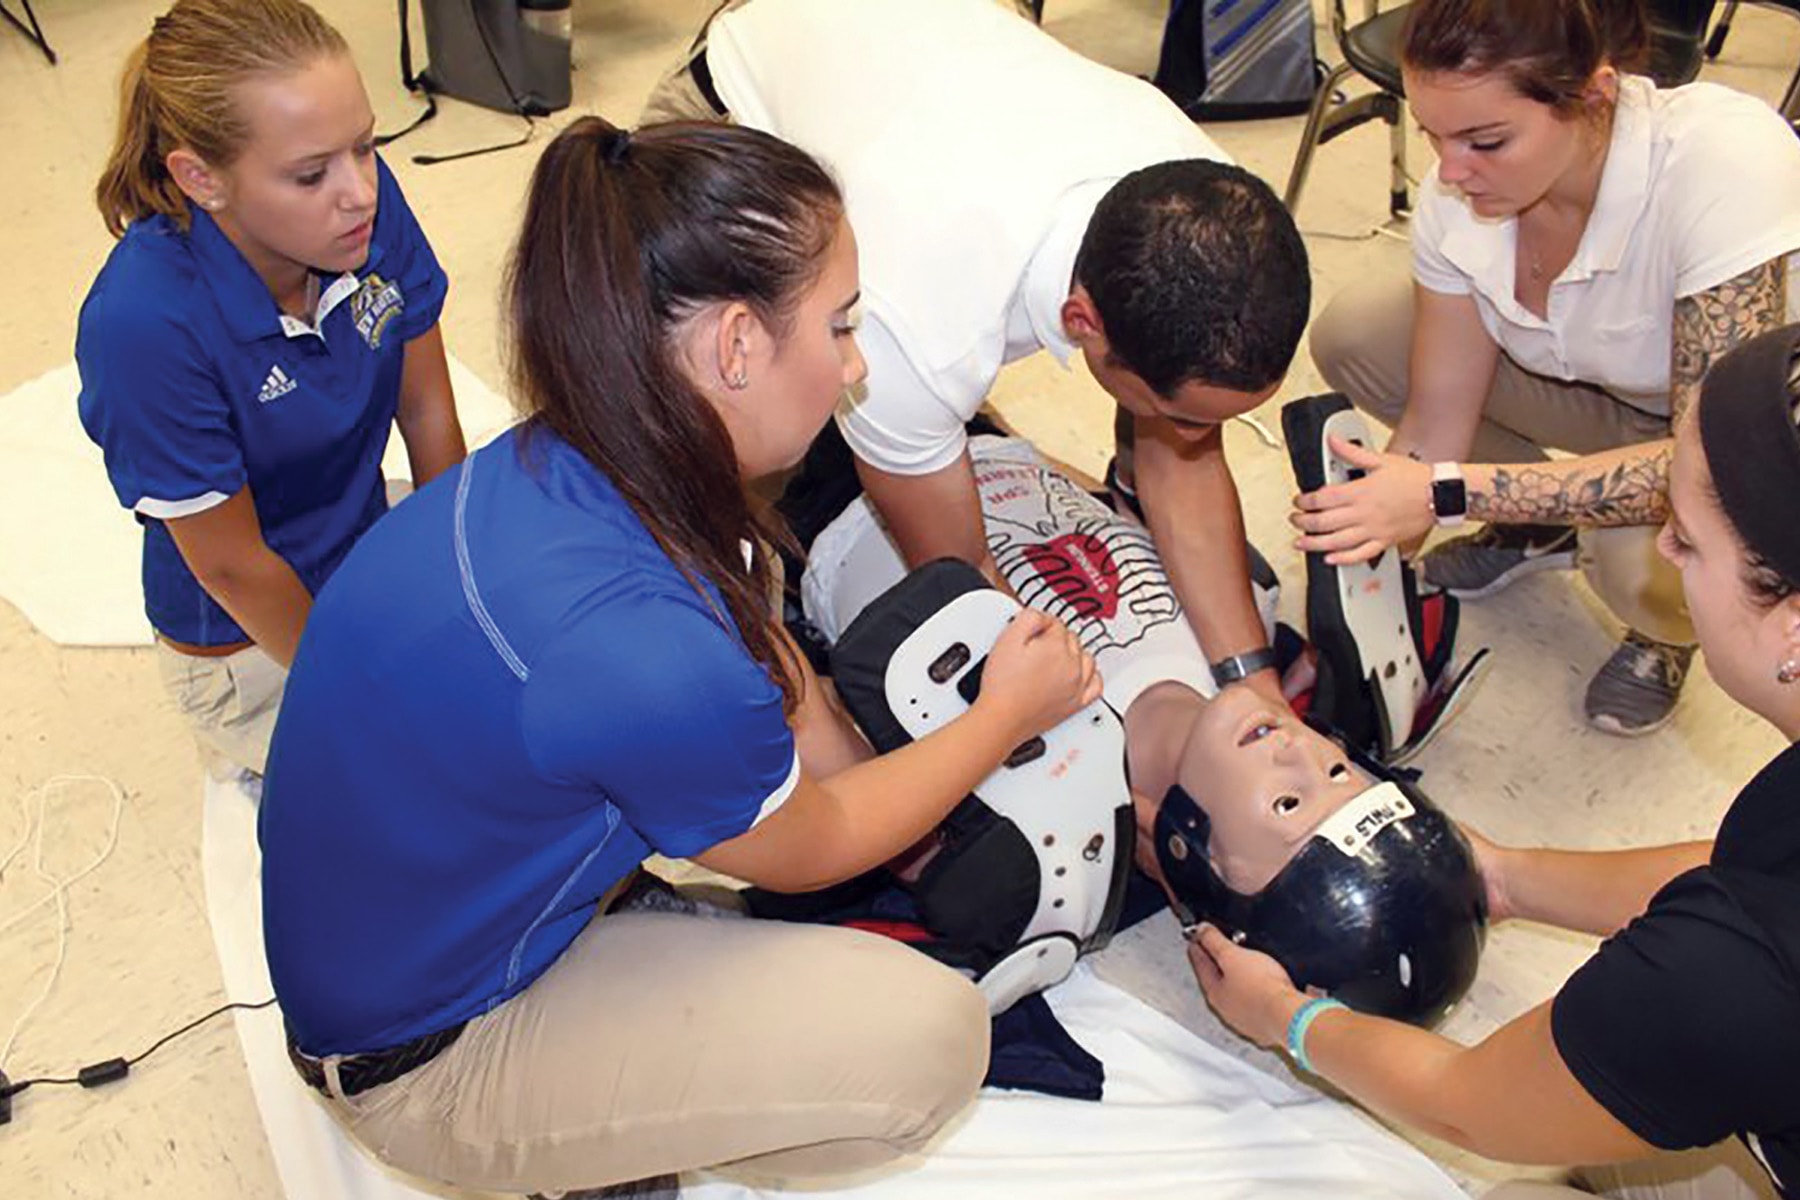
top-left (76, 0), bottom-right (465, 777)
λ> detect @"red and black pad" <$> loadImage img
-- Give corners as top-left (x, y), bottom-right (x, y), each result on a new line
top-left (1281, 393), bottom-right (1491, 763)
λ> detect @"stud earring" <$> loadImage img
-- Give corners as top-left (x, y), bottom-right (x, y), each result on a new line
top-left (1778, 660), bottom-right (1800, 685)
top-left (730, 370), bottom-right (749, 390)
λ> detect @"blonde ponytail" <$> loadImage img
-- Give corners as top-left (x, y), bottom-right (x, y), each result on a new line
top-left (93, 0), bottom-right (349, 238)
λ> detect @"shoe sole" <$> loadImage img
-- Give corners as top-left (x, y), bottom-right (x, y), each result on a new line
top-left (1431, 549), bottom-right (1578, 600)
top-left (1586, 707), bottom-right (1677, 738)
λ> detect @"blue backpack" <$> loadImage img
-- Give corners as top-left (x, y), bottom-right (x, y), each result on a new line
top-left (1152, 0), bottom-right (1321, 120)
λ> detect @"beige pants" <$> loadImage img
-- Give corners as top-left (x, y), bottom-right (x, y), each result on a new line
top-left (155, 642), bottom-right (286, 778)
top-left (1485, 1137), bottom-right (1781, 1200)
top-left (1309, 272), bottom-right (1693, 646)
top-left (314, 909), bottom-right (990, 1194)
top-left (637, 0), bottom-right (747, 126)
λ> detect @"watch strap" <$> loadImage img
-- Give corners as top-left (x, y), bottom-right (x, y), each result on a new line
top-left (1209, 646), bottom-right (1278, 686)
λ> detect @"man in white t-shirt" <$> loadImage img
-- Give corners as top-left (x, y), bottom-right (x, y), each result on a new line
top-left (644, 0), bottom-right (1312, 706)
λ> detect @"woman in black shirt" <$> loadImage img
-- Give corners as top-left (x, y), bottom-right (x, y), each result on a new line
top-left (1191, 323), bottom-right (1800, 1200)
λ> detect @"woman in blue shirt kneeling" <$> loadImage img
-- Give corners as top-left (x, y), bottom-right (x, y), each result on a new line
top-left (77, 0), bottom-right (465, 778)
top-left (260, 117), bottom-right (1100, 1197)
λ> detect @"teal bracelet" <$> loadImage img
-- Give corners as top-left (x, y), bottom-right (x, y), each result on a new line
top-left (1285, 996), bottom-right (1348, 1074)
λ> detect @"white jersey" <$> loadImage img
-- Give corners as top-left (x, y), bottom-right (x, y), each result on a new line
top-left (804, 437), bottom-right (1277, 712)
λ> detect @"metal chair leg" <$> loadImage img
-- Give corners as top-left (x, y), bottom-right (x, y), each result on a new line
top-left (1388, 98), bottom-right (1411, 218)
top-left (1284, 60), bottom-right (1356, 212)
top-left (0, 0), bottom-right (55, 65)
top-left (1705, 0), bottom-right (1739, 59)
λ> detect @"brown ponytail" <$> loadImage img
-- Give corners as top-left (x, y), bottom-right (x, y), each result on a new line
top-left (95, 0), bottom-right (349, 237)
top-left (1402, 0), bottom-right (1650, 114)
top-left (505, 117), bottom-right (846, 713)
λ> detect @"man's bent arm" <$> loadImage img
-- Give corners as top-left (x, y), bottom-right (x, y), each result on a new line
top-left (1133, 415), bottom-right (1280, 702)
top-left (855, 447), bottom-right (1009, 592)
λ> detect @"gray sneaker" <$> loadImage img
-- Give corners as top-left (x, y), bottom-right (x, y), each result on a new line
top-left (1419, 523), bottom-right (1579, 599)
top-left (531, 1179), bottom-right (680, 1200)
top-left (1584, 632), bottom-right (1696, 737)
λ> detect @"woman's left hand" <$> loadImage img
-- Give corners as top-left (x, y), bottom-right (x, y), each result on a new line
top-left (1186, 922), bottom-right (1308, 1049)
top-left (1290, 437), bottom-right (1436, 565)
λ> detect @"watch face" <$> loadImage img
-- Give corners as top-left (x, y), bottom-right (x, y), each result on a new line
top-left (1432, 477), bottom-right (1468, 519)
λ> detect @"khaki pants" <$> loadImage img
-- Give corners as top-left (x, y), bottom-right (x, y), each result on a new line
top-left (638, 0), bottom-right (747, 126)
top-left (155, 642), bottom-right (286, 778)
top-left (1309, 272), bottom-right (1693, 646)
top-left (1485, 1137), bottom-right (1781, 1200)
top-left (314, 909), bottom-right (990, 1194)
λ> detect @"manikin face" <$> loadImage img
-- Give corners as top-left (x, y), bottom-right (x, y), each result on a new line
top-left (1404, 66), bottom-right (1609, 220)
top-left (199, 54), bottom-right (382, 285)
top-left (1658, 409), bottom-right (1800, 723)
top-left (1138, 685), bottom-right (1374, 895)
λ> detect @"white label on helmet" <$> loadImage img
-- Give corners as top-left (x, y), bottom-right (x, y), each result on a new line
top-left (1313, 782), bottom-right (1415, 858)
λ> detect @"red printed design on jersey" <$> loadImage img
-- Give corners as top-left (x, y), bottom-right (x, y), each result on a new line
top-left (1019, 533), bottom-right (1121, 620)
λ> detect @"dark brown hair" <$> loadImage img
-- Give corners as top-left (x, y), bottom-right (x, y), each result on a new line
top-left (1741, 358), bottom-right (1800, 607)
top-left (505, 117), bottom-right (844, 713)
top-left (96, 0), bottom-right (349, 237)
top-left (1401, 0), bottom-right (1649, 114)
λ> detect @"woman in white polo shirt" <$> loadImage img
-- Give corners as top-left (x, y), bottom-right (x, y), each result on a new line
top-left (1301, 0), bottom-right (1800, 737)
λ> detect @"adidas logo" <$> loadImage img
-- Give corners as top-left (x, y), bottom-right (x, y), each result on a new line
top-left (258, 365), bottom-right (297, 404)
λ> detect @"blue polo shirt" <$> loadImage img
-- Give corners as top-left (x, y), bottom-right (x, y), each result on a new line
top-left (75, 157), bottom-right (447, 646)
top-left (260, 427), bottom-right (800, 1056)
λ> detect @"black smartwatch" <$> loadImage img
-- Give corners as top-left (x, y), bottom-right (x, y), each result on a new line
top-left (1430, 461), bottom-right (1468, 527)
top-left (1209, 646), bottom-right (1278, 686)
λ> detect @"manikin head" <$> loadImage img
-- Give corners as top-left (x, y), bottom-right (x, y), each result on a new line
top-left (1135, 687), bottom-right (1488, 1024)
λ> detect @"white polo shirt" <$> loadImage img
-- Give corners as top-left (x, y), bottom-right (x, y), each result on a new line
top-left (705, 0), bottom-right (1230, 475)
top-left (1413, 76), bottom-right (1800, 416)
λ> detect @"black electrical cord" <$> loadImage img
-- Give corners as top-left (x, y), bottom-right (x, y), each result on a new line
top-left (0, 996), bottom-right (276, 1126)
top-left (383, 0), bottom-right (545, 167)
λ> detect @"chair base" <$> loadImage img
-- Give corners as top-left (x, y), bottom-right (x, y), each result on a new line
top-left (1706, 0), bottom-right (1800, 123)
top-left (1286, 61), bottom-right (1411, 219)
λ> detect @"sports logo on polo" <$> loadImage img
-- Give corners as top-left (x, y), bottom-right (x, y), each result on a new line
top-left (257, 364), bottom-right (297, 404)
top-left (351, 273), bottom-right (405, 350)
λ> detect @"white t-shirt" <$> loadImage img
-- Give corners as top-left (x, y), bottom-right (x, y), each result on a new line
top-left (803, 437), bottom-right (1287, 713)
top-left (1412, 76), bottom-right (1800, 415)
top-left (706, 0), bottom-right (1230, 474)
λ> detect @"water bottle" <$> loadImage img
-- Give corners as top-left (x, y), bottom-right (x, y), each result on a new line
top-left (520, 0), bottom-right (572, 44)
top-left (518, 0), bottom-right (573, 112)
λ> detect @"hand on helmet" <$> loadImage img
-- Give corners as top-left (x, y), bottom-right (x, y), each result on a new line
top-left (1186, 922), bottom-right (1308, 1050)
top-left (1456, 823), bottom-right (1517, 923)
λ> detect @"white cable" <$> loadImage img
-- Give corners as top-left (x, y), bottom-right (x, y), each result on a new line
top-left (0, 775), bottom-right (127, 1070)
top-left (1231, 413), bottom-right (1282, 449)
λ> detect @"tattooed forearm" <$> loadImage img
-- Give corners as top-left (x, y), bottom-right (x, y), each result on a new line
top-left (1670, 257), bottom-right (1787, 424)
top-left (1469, 443), bottom-right (1672, 527)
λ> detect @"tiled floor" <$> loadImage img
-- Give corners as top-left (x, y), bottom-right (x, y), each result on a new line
top-left (1, 2), bottom-right (1796, 1197)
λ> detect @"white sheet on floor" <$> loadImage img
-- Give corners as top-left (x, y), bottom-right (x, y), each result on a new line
top-left (684, 971), bottom-right (1466, 1200)
top-left (202, 772), bottom-right (503, 1200)
top-left (0, 358), bottom-right (515, 647)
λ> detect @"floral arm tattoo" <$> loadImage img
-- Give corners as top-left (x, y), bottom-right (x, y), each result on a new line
top-left (1468, 258), bottom-right (1788, 528)
top-left (1470, 445), bottom-right (1674, 526)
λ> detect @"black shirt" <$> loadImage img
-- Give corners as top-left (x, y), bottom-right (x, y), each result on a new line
top-left (1553, 739), bottom-right (1800, 1197)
